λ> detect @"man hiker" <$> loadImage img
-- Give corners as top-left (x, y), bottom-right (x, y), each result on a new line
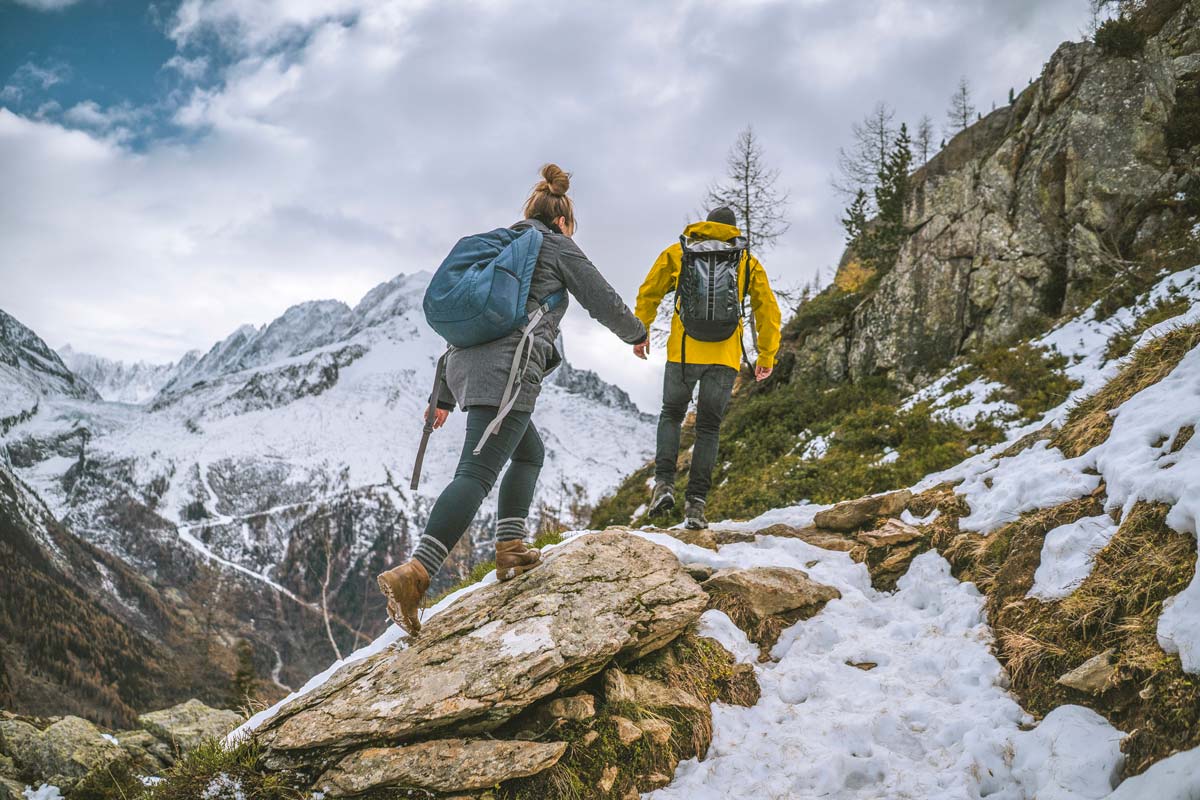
top-left (633, 206), bottom-right (781, 529)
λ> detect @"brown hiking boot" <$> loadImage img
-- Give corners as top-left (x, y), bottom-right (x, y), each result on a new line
top-left (496, 540), bottom-right (542, 582)
top-left (376, 560), bottom-right (430, 636)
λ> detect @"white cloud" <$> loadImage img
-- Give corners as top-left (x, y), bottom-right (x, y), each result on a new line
top-left (163, 54), bottom-right (210, 80)
top-left (10, 0), bottom-right (82, 10)
top-left (1, 59), bottom-right (71, 103)
top-left (0, 0), bottom-right (1090, 411)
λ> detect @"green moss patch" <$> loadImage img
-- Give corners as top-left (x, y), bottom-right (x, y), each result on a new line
top-left (1103, 293), bottom-right (1193, 361)
top-left (140, 738), bottom-right (304, 800)
top-left (948, 342), bottom-right (1081, 423)
top-left (495, 630), bottom-right (758, 800)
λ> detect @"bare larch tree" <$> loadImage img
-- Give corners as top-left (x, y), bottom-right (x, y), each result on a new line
top-left (945, 76), bottom-right (976, 139)
top-left (834, 102), bottom-right (897, 206)
top-left (916, 115), bottom-right (935, 165)
top-left (706, 125), bottom-right (791, 251)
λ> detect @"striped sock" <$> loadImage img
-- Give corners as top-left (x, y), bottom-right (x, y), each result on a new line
top-left (496, 516), bottom-right (527, 542)
top-left (412, 535), bottom-right (450, 577)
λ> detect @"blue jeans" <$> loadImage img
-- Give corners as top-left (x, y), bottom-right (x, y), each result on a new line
top-left (654, 362), bottom-right (736, 501)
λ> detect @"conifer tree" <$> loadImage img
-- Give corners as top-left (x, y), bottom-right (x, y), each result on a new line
top-left (841, 189), bottom-right (869, 246)
top-left (873, 123), bottom-right (913, 268)
top-left (230, 639), bottom-right (258, 710)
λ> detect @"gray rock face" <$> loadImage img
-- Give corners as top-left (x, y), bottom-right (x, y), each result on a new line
top-left (0, 716), bottom-right (126, 786)
top-left (814, 490), bottom-right (912, 531)
top-left (256, 532), bottom-right (708, 757)
top-left (701, 567), bottom-right (842, 621)
top-left (801, 3), bottom-right (1199, 389)
top-left (138, 699), bottom-right (243, 752)
top-left (316, 739), bottom-right (568, 796)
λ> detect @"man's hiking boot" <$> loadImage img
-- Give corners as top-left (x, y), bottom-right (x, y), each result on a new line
top-left (684, 497), bottom-right (708, 530)
top-left (377, 560), bottom-right (430, 636)
top-left (496, 540), bottom-right (541, 582)
top-left (649, 482), bottom-right (675, 515)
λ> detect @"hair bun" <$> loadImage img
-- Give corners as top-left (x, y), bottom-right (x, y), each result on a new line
top-left (539, 163), bottom-right (570, 196)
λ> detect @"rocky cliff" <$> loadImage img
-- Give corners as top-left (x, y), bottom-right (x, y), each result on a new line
top-left (797, 0), bottom-right (1199, 389)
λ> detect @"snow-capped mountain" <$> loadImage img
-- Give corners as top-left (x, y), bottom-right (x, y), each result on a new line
top-left (58, 345), bottom-right (198, 405)
top-left (0, 271), bottom-right (654, 705)
top-left (0, 310), bottom-right (98, 431)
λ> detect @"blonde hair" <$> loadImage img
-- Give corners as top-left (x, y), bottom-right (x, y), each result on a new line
top-left (523, 163), bottom-right (575, 230)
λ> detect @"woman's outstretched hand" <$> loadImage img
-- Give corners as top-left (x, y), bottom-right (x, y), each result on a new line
top-left (633, 338), bottom-right (649, 360)
top-left (425, 406), bottom-right (449, 430)
top-left (755, 366), bottom-right (773, 382)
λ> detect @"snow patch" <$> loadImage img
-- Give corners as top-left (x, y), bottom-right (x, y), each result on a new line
top-left (958, 441), bottom-right (1099, 534)
top-left (1028, 515), bottom-right (1120, 601)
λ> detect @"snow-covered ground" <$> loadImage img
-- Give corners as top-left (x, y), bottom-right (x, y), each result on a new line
top-left (230, 265), bottom-right (1200, 798)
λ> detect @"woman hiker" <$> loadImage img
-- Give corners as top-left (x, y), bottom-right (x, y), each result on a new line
top-left (377, 164), bottom-right (648, 636)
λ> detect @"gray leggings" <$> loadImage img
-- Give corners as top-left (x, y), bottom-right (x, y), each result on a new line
top-left (654, 362), bottom-right (736, 501)
top-left (412, 406), bottom-right (543, 576)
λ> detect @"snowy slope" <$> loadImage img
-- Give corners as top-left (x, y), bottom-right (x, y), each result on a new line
top-left (0, 272), bottom-right (654, 686)
top-left (0, 309), bottom-right (98, 426)
top-left (233, 265), bottom-right (1200, 799)
top-left (58, 345), bottom-right (197, 405)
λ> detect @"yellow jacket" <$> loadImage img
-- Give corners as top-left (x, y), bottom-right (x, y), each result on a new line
top-left (635, 220), bottom-right (782, 370)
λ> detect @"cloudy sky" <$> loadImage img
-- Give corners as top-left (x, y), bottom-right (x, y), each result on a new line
top-left (1, 0), bottom-right (1092, 411)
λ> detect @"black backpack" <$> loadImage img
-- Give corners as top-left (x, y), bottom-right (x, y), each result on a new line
top-left (675, 234), bottom-right (750, 351)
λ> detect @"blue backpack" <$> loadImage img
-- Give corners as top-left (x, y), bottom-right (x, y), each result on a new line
top-left (423, 226), bottom-right (564, 348)
top-left (411, 225), bottom-right (566, 489)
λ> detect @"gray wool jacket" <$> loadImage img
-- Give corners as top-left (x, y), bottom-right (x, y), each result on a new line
top-left (439, 219), bottom-right (647, 414)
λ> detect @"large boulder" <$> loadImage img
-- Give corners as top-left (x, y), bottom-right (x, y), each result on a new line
top-left (0, 716), bottom-right (127, 787)
top-left (138, 699), bottom-right (243, 753)
top-left (701, 567), bottom-right (842, 621)
top-left (813, 490), bottom-right (912, 531)
top-left (316, 739), bottom-right (568, 796)
top-left (255, 532), bottom-right (708, 758)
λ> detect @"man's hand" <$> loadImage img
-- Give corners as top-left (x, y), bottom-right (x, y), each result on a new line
top-left (755, 365), bottom-right (773, 382)
top-left (425, 405), bottom-right (449, 430)
top-left (633, 338), bottom-right (649, 360)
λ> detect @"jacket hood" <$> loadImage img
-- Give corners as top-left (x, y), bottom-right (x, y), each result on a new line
top-left (682, 220), bottom-right (742, 241)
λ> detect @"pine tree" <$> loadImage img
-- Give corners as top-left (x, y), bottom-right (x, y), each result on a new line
top-left (872, 123), bottom-right (913, 268)
top-left (706, 125), bottom-right (791, 250)
top-left (841, 189), bottom-right (869, 246)
top-left (230, 639), bottom-right (258, 710)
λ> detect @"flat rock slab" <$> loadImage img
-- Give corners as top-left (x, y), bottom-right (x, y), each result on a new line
top-left (858, 518), bottom-right (922, 548)
top-left (701, 567), bottom-right (842, 621)
top-left (139, 699), bottom-right (243, 752)
top-left (256, 532), bottom-right (708, 756)
top-left (317, 739), bottom-right (567, 796)
top-left (754, 524), bottom-right (858, 551)
top-left (813, 490), bottom-right (912, 532)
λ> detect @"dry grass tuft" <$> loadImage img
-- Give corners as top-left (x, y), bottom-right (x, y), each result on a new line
top-left (1054, 323), bottom-right (1200, 457)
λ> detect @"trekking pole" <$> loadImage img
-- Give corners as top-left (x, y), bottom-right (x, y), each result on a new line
top-left (410, 410), bottom-right (435, 491)
top-left (410, 352), bottom-right (448, 491)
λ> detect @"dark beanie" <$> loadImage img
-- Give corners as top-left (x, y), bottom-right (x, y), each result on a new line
top-left (706, 206), bottom-right (737, 227)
